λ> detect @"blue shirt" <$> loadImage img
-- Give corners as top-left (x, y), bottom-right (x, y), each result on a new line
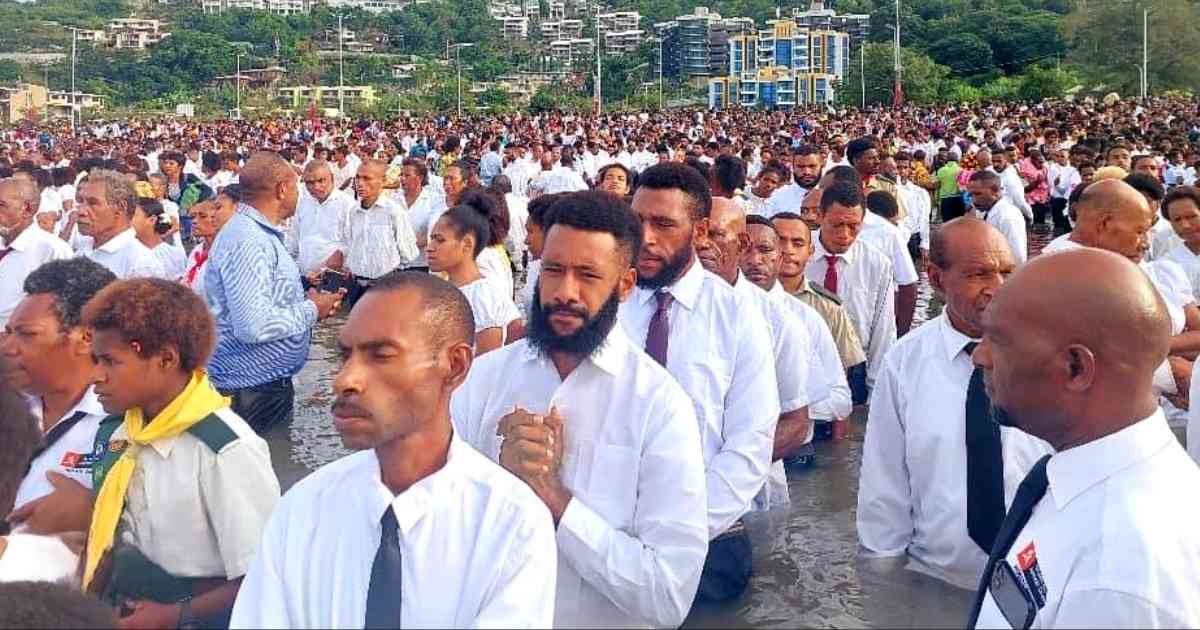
top-left (206, 204), bottom-right (317, 390)
top-left (480, 151), bottom-right (503, 185)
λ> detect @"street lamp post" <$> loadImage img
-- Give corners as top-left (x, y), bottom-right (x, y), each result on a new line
top-left (452, 42), bottom-right (474, 118)
top-left (337, 13), bottom-right (346, 117)
top-left (1142, 8), bottom-right (1148, 99)
top-left (657, 36), bottom-right (664, 110)
top-left (235, 52), bottom-right (246, 120)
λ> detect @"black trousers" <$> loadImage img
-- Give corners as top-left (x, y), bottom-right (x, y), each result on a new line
top-left (1032, 201), bottom-right (1052, 226)
top-left (847, 362), bottom-right (869, 406)
top-left (695, 525), bottom-right (752, 603)
top-left (223, 377), bottom-right (294, 435)
top-left (940, 195), bottom-right (966, 222)
top-left (1050, 197), bottom-right (1071, 236)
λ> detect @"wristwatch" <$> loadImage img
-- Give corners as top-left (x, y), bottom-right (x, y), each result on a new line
top-left (177, 597), bottom-right (199, 630)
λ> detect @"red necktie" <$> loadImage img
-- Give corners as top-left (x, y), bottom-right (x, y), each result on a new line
top-left (823, 255), bottom-right (840, 295)
top-left (185, 247), bottom-right (209, 286)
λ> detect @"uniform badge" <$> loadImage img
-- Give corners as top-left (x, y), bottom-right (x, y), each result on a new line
top-left (1017, 542), bottom-right (1048, 608)
top-left (108, 439), bottom-right (129, 454)
top-left (60, 451), bottom-right (82, 468)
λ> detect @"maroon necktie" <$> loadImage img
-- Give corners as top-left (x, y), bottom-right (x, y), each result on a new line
top-left (645, 291), bottom-right (673, 367)
top-left (823, 255), bottom-right (840, 295)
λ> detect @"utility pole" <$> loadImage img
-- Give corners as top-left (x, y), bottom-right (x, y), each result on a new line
top-left (893, 0), bottom-right (902, 105)
top-left (1142, 8), bottom-right (1148, 99)
top-left (860, 44), bottom-right (865, 108)
top-left (595, 5), bottom-right (602, 115)
top-left (452, 43), bottom-right (474, 118)
top-left (658, 37), bottom-right (664, 110)
top-left (337, 13), bottom-right (346, 117)
top-left (235, 52), bottom-right (245, 120)
top-left (68, 27), bottom-right (78, 132)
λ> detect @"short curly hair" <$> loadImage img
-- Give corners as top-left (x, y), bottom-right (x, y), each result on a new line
top-left (81, 278), bottom-right (215, 371)
top-left (23, 257), bottom-right (117, 330)
top-left (0, 581), bottom-right (118, 628)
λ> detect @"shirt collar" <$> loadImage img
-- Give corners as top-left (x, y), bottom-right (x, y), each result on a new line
top-left (937, 313), bottom-right (979, 362)
top-left (1046, 409), bottom-right (1173, 511)
top-left (4, 222), bottom-right (45, 251)
top-left (365, 432), bottom-right (470, 537)
top-left (97, 228), bottom-right (137, 253)
top-left (639, 257), bottom-right (704, 311)
top-left (812, 230), bottom-right (858, 266)
top-left (519, 321), bottom-right (629, 377)
top-left (238, 203), bottom-right (285, 236)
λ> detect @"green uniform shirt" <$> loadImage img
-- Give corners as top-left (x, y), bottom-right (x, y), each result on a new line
top-left (936, 161), bottom-right (962, 200)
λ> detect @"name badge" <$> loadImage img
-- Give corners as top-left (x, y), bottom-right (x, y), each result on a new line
top-left (990, 560), bottom-right (1036, 630)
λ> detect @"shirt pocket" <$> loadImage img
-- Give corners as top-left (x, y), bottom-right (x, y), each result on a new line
top-left (580, 442), bottom-right (639, 531)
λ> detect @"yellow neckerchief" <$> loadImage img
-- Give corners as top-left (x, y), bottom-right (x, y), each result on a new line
top-left (493, 244), bottom-right (511, 271)
top-left (82, 370), bottom-right (230, 589)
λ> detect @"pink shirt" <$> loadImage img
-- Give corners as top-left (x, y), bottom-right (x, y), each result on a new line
top-left (1017, 158), bottom-right (1050, 205)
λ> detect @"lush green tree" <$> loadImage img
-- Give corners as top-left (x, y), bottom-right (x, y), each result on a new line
top-left (839, 43), bottom-right (950, 106)
top-left (927, 33), bottom-right (993, 77)
top-left (1015, 64), bottom-right (1078, 100)
top-left (1066, 0), bottom-right (1200, 95)
top-left (0, 60), bottom-right (21, 84)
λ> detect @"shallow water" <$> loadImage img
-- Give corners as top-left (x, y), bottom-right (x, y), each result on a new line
top-left (262, 225), bottom-right (1066, 628)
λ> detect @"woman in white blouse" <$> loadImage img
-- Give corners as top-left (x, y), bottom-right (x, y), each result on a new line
top-left (131, 198), bottom-right (188, 280)
top-left (457, 190), bottom-right (516, 300)
top-left (427, 204), bottom-right (522, 356)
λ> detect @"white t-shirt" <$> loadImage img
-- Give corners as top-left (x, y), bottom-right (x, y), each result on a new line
top-left (477, 246), bottom-right (515, 300)
top-left (0, 534), bottom-right (79, 585)
top-left (459, 279), bottom-right (521, 336)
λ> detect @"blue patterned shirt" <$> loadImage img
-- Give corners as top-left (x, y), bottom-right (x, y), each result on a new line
top-left (206, 204), bottom-right (317, 390)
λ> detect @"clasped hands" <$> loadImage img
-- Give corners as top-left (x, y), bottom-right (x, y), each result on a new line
top-left (497, 407), bottom-right (571, 523)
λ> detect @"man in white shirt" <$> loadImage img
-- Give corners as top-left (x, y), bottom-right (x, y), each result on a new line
top-left (968, 170), bottom-right (1028, 266)
top-left (989, 150), bottom-right (1034, 223)
top-left (75, 170), bottom-right (166, 279)
top-left (858, 218), bottom-right (1051, 594)
top-left (697, 198), bottom-right (815, 510)
top-left (232, 271), bottom-right (557, 629)
top-left (393, 157), bottom-right (445, 272)
top-left (619, 163), bottom-right (779, 604)
top-left (344, 160), bottom-right (419, 307)
top-left (503, 144), bottom-right (532, 198)
top-left (286, 161), bottom-right (351, 279)
top-left (0, 178), bottom-right (73, 326)
top-left (891, 152), bottom-right (933, 264)
top-left (968, 248), bottom-right (1200, 629)
top-left (1048, 148), bottom-right (1078, 236)
top-left (453, 192), bottom-right (707, 627)
top-left (3, 258), bottom-right (115, 522)
top-left (765, 144), bottom-right (822, 217)
top-left (479, 141), bottom-right (503, 187)
top-left (742, 215), bottom-right (852, 464)
top-left (805, 181), bottom-right (897, 391)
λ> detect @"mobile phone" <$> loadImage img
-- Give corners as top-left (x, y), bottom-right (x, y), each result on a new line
top-left (319, 269), bottom-right (345, 293)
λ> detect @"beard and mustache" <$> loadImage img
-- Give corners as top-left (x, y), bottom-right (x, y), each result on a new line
top-left (526, 280), bottom-right (622, 359)
top-left (635, 232), bottom-right (694, 290)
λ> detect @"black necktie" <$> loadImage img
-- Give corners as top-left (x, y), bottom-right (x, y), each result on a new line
top-left (967, 454), bottom-right (1052, 629)
top-left (365, 507), bottom-right (402, 629)
top-left (964, 342), bottom-right (1005, 554)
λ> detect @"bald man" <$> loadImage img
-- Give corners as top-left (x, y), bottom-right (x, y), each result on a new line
top-left (343, 159), bottom-right (419, 308)
top-left (968, 248), bottom-right (1200, 629)
top-left (859, 218), bottom-right (1052, 594)
top-left (0, 177), bottom-right (72, 326)
top-left (207, 151), bottom-right (344, 434)
top-left (286, 160), bottom-right (353, 279)
top-left (1043, 179), bottom-right (1199, 399)
top-left (697, 197), bottom-right (815, 509)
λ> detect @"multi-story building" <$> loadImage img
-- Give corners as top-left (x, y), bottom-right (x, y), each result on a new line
top-left (598, 11), bottom-right (640, 33)
top-left (498, 15), bottom-right (530, 41)
top-left (201, 0), bottom-right (311, 14)
top-left (651, 21), bottom-right (683, 80)
top-left (666, 8), bottom-right (755, 79)
top-left (548, 38), bottom-right (594, 71)
top-left (277, 85), bottom-right (378, 113)
top-left (791, 0), bottom-right (869, 51)
top-left (708, 20), bottom-right (850, 109)
top-left (106, 18), bottom-right (171, 50)
top-left (0, 84), bottom-right (104, 124)
top-left (540, 18), bottom-right (583, 41)
top-left (603, 29), bottom-right (643, 55)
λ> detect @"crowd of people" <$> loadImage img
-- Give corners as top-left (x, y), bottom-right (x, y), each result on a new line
top-left (1, 94), bottom-right (1200, 629)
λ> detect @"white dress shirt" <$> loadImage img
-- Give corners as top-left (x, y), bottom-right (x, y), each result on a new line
top-left (998, 165), bottom-right (1033, 221)
top-left (151, 242), bottom-right (188, 280)
top-left (0, 223), bottom-right (73, 326)
top-left (14, 386), bottom-right (106, 510)
top-left (394, 186), bottom-right (444, 269)
top-left (518, 258), bottom-right (541, 314)
top-left (974, 411), bottom-right (1200, 629)
top-left (1164, 244), bottom-right (1200, 305)
top-left (861, 212), bottom-right (920, 287)
top-left (618, 261), bottom-right (780, 538)
top-left (459, 278), bottom-right (521, 339)
top-left (1147, 218), bottom-right (1183, 262)
top-left (84, 228), bottom-right (167, 279)
top-left (900, 180), bottom-right (932, 250)
top-left (451, 325), bottom-right (708, 628)
top-left (1049, 164), bottom-right (1079, 200)
top-left (230, 434), bottom-right (558, 629)
top-left (0, 534), bottom-right (79, 585)
top-left (530, 166), bottom-right (588, 195)
top-left (505, 161), bottom-right (531, 198)
top-left (767, 281), bottom-right (852, 422)
top-left (764, 182), bottom-right (810, 218)
top-left (477, 245), bottom-right (515, 300)
top-left (806, 236), bottom-right (896, 388)
top-left (974, 198), bottom-right (1029, 265)
top-left (858, 314), bottom-right (1053, 590)
top-left (286, 189), bottom-right (352, 274)
top-left (344, 195), bottom-right (419, 280)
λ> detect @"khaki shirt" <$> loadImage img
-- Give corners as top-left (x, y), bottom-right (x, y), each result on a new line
top-left (867, 176), bottom-right (909, 224)
top-left (789, 277), bottom-right (867, 369)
